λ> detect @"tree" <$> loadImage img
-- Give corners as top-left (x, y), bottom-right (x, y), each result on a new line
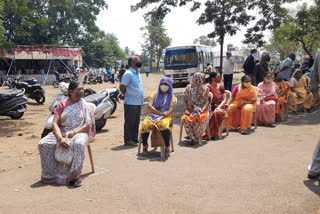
top-left (264, 3), bottom-right (320, 58)
top-left (83, 33), bottom-right (126, 67)
top-left (132, 0), bottom-right (299, 56)
top-left (193, 35), bottom-right (216, 47)
top-left (141, 15), bottom-right (171, 72)
top-left (196, 1), bottom-right (252, 74)
top-left (1, 0), bottom-right (107, 46)
top-left (263, 25), bottom-right (299, 60)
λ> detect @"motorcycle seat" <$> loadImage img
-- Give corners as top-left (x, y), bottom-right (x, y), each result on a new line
top-left (25, 79), bottom-right (38, 85)
top-left (84, 93), bottom-right (106, 106)
top-left (106, 88), bottom-right (119, 96)
top-left (0, 89), bottom-right (24, 100)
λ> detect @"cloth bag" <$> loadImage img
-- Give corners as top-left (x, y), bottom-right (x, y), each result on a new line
top-left (55, 132), bottom-right (73, 165)
top-left (151, 125), bottom-right (165, 147)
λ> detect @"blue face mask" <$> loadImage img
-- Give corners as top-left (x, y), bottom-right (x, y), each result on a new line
top-left (277, 77), bottom-right (284, 82)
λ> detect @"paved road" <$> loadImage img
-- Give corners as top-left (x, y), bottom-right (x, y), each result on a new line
top-left (1, 74), bottom-right (320, 213)
top-left (1, 111), bottom-right (320, 213)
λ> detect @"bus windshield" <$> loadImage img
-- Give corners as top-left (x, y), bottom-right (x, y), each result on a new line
top-left (165, 49), bottom-right (197, 69)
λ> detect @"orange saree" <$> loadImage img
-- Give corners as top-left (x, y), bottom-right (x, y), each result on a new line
top-left (228, 84), bottom-right (257, 131)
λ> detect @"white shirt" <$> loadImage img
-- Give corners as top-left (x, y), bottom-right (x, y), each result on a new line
top-left (223, 58), bottom-right (234, 75)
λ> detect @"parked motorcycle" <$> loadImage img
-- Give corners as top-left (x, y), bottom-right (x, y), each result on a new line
top-left (12, 76), bottom-right (46, 104)
top-left (82, 87), bottom-right (120, 116)
top-left (52, 71), bottom-right (78, 88)
top-left (41, 82), bottom-right (113, 138)
top-left (0, 88), bottom-right (28, 119)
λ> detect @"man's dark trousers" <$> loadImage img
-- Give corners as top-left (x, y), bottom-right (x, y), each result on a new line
top-left (223, 74), bottom-right (233, 91)
top-left (124, 104), bottom-right (141, 144)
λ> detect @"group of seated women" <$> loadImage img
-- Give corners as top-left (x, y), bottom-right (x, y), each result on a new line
top-left (38, 69), bottom-right (316, 187)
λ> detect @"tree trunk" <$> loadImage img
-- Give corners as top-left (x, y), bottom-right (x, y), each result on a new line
top-left (300, 40), bottom-right (312, 56)
top-left (219, 40), bottom-right (224, 76)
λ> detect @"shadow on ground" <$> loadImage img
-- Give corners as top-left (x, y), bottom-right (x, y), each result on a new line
top-left (304, 179), bottom-right (320, 197)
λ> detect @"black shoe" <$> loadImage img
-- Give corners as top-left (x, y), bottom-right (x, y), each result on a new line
top-left (308, 174), bottom-right (319, 179)
top-left (125, 140), bottom-right (137, 146)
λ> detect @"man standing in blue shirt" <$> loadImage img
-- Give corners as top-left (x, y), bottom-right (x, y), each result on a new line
top-left (278, 54), bottom-right (296, 81)
top-left (120, 55), bottom-right (144, 146)
top-left (145, 66), bottom-right (150, 77)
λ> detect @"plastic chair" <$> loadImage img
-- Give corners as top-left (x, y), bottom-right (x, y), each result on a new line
top-left (87, 103), bottom-right (96, 173)
top-left (252, 86), bottom-right (259, 129)
top-left (218, 90), bottom-right (231, 140)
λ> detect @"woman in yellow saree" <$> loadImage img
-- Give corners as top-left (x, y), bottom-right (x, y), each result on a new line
top-left (288, 69), bottom-right (314, 112)
top-left (228, 75), bottom-right (258, 135)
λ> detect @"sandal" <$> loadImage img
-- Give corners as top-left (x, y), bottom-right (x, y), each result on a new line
top-left (270, 123), bottom-right (276, 128)
top-left (74, 178), bottom-right (83, 187)
top-left (143, 145), bottom-right (148, 156)
top-left (240, 129), bottom-right (251, 135)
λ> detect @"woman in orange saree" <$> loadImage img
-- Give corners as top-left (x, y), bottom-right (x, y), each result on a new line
top-left (288, 69), bottom-right (314, 112)
top-left (227, 75), bottom-right (258, 135)
top-left (274, 72), bottom-right (289, 119)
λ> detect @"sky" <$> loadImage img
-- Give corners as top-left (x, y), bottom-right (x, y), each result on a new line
top-left (96, 0), bottom-right (309, 54)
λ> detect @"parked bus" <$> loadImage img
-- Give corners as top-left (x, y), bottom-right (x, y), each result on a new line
top-left (164, 45), bottom-right (214, 86)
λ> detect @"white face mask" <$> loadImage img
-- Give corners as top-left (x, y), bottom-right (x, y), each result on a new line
top-left (160, 85), bottom-right (170, 93)
top-left (264, 78), bottom-right (272, 83)
top-left (252, 53), bottom-right (258, 59)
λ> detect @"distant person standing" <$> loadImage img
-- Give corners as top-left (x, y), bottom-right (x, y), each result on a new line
top-left (243, 49), bottom-right (258, 85)
top-left (145, 66), bottom-right (150, 77)
top-left (278, 54), bottom-right (296, 81)
top-left (255, 52), bottom-right (270, 85)
top-left (308, 55), bottom-right (314, 69)
top-left (118, 65), bottom-right (126, 82)
top-left (111, 67), bottom-right (115, 84)
top-left (223, 52), bottom-right (235, 91)
top-left (120, 56), bottom-right (144, 146)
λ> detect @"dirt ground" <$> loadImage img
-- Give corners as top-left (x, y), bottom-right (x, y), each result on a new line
top-left (1, 73), bottom-right (320, 213)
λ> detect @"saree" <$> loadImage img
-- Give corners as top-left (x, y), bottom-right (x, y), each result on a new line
top-left (256, 82), bottom-right (278, 125)
top-left (182, 73), bottom-right (209, 141)
top-left (228, 84), bottom-right (257, 131)
top-left (38, 99), bottom-right (94, 185)
top-left (208, 84), bottom-right (227, 137)
top-left (288, 77), bottom-right (314, 111)
top-left (275, 80), bottom-right (289, 117)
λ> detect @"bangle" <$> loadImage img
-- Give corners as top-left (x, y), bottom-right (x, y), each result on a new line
top-left (58, 137), bottom-right (64, 142)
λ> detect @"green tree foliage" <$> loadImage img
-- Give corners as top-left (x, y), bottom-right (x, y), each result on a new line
top-left (141, 15), bottom-right (171, 72)
top-left (132, 0), bottom-right (299, 51)
top-left (83, 33), bottom-right (126, 68)
top-left (193, 35), bottom-right (216, 47)
top-left (0, 0), bottom-right (127, 67)
top-left (265, 3), bottom-right (320, 58)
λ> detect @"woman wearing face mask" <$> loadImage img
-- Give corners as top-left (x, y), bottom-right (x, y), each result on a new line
top-left (256, 72), bottom-right (279, 127)
top-left (207, 72), bottom-right (231, 139)
top-left (140, 77), bottom-right (176, 157)
top-left (274, 72), bottom-right (289, 119)
top-left (227, 75), bottom-right (258, 135)
top-left (288, 69), bottom-right (314, 112)
top-left (38, 81), bottom-right (95, 187)
top-left (182, 73), bottom-right (210, 144)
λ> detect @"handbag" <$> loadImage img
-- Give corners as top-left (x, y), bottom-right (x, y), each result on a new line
top-left (265, 96), bottom-right (278, 102)
top-left (54, 132), bottom-right (73, 165)
top-left (151, 125), bottom-right (165, 148)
